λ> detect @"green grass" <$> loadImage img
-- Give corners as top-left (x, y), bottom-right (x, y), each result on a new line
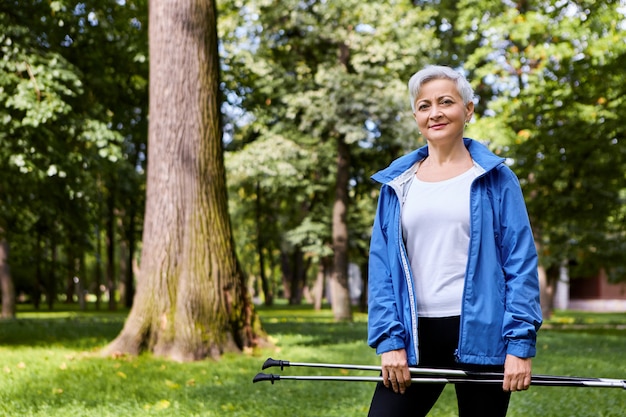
top-left (0, 305), bottom-right (624, 416)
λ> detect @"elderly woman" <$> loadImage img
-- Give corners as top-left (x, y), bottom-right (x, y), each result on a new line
top-left (367, 65), bottom-right (542, 417)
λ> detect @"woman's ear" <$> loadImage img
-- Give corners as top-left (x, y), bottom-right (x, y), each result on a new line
top-left (465, 101), bottom-right (475, 122)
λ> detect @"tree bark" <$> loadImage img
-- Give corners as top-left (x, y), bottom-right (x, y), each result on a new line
top-left (329, 137), bottom-right (352, 321)
top-left (106, 179), bottom-right (116, 311)
top-left (280, 249), bottom-right (292, 301)
top-left (94, 220), bottom-right (103, 310)
top-left (312, 257), bottom-right (330, 311)
top-left (535, 240), bottom-right (556, 320)
top-left (46, 237), bottom-right (57, 310)
top-left (64, 247), bottom-right (76, 304)
top-left (255, 182), bottom-right (273, 305)
top-left (329, 39), bottom-right (354, 322)
top-left (102, 0), bottom-right (259, 361)
top-left (124, 203), bottom-right (137, 308)
top-left (0, 237), bottom-right (15, 319)
top-left (290, 248), bottom-right (307, 305)
top-left (358, 258), bottom-right (368, 313)
top-left (33, 231), bottom-right (42, 309)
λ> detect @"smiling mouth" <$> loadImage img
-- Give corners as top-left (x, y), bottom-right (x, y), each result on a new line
top-left (429, 123), bottom-right (447, 129)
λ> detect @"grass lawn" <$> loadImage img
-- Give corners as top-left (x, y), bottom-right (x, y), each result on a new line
top-left (0, 305), bottom-right (624, 416)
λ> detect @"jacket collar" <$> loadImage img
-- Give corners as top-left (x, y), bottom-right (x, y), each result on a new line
top-left (371, 138), bottom-right (505, 185)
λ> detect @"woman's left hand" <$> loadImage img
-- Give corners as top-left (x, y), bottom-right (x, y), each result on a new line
top-left (503, 354), bottom-right (532, 392)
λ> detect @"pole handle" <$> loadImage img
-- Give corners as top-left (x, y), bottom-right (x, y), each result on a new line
top-left (262, 357), bottom-right (290, 370)
top-left (253, 373), bottom-right (281, 384)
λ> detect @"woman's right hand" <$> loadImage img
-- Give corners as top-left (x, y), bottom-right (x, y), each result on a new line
top-left (381, 348), bottom-right (411, 394)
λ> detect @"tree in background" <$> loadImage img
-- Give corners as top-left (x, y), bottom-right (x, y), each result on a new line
top-left (457, 0), bottom-right (626, 317)
top-left (2, 0), bottom-right (625, 322)
top-left (103, 0), bottom-right (259, 360)
top-left (221, 0), bottom-right (437, 319)
top-left (0, 237), bottom-right (14, 318)
top-left (0, 0), bottom-right (148, 313)
top-left (222, 0), bottom-right (626, 318)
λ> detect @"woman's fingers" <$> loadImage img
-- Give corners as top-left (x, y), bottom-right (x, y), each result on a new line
top-left (503, 354), bottom-right (532, 392)
top-left (381, 349), bottom-right (411, 394)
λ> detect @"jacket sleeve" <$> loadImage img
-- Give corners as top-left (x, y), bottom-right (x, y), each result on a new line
top-left (497, 168), bottom-right (543, 358)
top-left (367, 186), bottom-right (407, 355)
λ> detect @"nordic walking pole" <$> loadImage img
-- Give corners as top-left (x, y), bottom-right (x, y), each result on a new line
top-left (262, 357), bottom-right (470, 377)
top-left (260, 358), bottom-right (626, 389)
top-left (262, 357), bottom-right (538, 379)
top-left (253, 373), bottom-right (495, 385)
top-left (253, 372), bottom-right (626, 389)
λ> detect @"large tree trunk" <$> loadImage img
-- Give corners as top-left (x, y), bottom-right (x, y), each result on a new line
top-left (329, 137), bottom-right (352, 321)
top-left (0, 237), bottom-right (16, 319)
top-left (103, 0), bottom-right (258, 361)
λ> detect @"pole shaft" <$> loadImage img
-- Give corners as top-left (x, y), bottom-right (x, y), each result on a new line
top-left (258, 374), bottom-right (625, 388)
top-left (265, 358), bottom-right (625, 386)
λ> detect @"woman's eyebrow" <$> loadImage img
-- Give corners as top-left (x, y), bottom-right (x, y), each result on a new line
top-left (416, 94), bottom-right (455, 103)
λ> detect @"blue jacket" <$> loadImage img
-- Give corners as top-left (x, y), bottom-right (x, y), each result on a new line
top-left (368, 138), bottom-right (542, 366)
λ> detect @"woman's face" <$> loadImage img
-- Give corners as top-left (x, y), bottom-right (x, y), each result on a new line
top-left (413, 78), bottom-right (474, 143)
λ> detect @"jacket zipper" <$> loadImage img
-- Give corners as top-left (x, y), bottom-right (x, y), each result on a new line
top-left (388, 174), bottom-right (420, 365)
top-left (398, 219), bottom-right (419, 364)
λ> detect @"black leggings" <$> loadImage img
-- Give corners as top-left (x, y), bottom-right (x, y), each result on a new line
top-left (367, 316), bottom-right (511, 417)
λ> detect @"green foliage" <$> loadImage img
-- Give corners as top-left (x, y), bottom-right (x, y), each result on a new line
top-left (221, 0), bottom-right (437, 294)
top-left (0, 306), bottom-right (625, 416)
top-left (2, 0), bottom-right (625, 315)
top-left (455, 0), bottom-right (626, 278)
top-left (0, 0), bottom-right (148, 303)
top-left (220, 0), bottom-right (626, 299)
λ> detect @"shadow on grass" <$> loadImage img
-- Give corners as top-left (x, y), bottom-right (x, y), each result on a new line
top-left (261, 320), bottom-right (367, 347)
top-left (1, 303), bottom-right (368, 350)
top-left (256, 303), bottom-right (368, 347)
top-left (1, 351), bottom-right (374, 417)
top-left (0, 313), bottom-right (125, 349)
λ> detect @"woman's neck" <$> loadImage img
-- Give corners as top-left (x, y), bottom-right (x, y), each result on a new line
top-left (417, 140), bottom-right (473, 182)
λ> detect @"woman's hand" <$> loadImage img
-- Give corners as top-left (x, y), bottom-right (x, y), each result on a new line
top-left (381, 349), bottom-right (411, 394)
top-left (503, 354), bottom-right (532, 392)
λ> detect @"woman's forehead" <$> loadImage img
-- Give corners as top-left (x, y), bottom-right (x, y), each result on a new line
top-left (416, 79), bottom-right (461, 100)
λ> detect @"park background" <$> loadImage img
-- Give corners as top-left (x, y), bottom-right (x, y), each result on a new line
top-left (1, 0), bottom-right (625, 416)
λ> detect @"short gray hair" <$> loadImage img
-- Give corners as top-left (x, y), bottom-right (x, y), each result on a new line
top-left (408, 65), bottom-right (474, 112)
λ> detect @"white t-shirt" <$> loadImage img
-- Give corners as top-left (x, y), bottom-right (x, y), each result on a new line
top-left (401, 163), bottom-right (480, 317)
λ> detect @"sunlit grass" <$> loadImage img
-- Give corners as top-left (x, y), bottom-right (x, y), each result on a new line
top-left (0, 303), bottom-right (624, 416)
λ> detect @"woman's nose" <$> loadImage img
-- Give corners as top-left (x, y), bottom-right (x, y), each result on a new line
top-left (429, 105), bottom-right (442, 118)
